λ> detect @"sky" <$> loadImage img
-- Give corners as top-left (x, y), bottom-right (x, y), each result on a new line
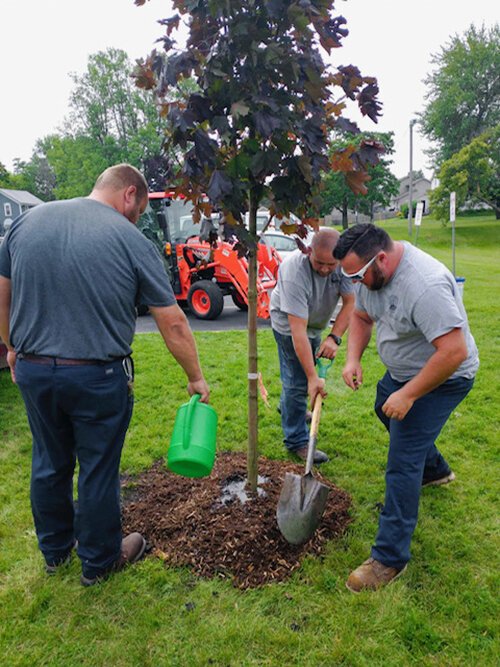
top-left (1, 0), bottom-right (498, 180)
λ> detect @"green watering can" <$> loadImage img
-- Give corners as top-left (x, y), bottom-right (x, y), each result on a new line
top-left (167, 394), bottom-right (218, 478)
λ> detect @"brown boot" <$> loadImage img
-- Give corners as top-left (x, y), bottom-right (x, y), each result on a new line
top-left (346, 557), bottom-right (407, 593)
top-left (80, 533), bottom-right (146, 587)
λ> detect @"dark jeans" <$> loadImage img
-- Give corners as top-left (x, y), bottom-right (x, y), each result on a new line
top-left (15, 358), bottom-right (133, 578)
top-left (273, 329), bottom-right (320, 451)
top-left (371, 371), bottom-right (474, 570)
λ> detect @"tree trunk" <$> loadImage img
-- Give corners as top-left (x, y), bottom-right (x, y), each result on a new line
top-left (247, 192), bottom-right (259, 493)
top-left (342, 196), bottom-right (348, 229)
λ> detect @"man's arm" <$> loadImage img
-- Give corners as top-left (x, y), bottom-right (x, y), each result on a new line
top-left (382, 327), bottom-right (468, 420)
top-left (342, 308), bottom-right (374, 390)
top-left (317, 292), bottom-right (355, 360)
top-left (149, 304), bottom-right (210, 403)
top-left (0, 276), bottom-right (16, 383)
top-left (288, 314), bottom-right (326, 407)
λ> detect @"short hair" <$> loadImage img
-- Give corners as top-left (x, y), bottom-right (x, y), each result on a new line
top-left (93, 164), bottom-right (148, 201)
top-left (310, 227), bottom-right (340, 252)
top-left (333, 224), bottom-right (393, 261)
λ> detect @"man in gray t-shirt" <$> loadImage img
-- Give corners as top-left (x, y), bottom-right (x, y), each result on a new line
top-left (333, 224), bottom-right (478, 593)
top-left (0, 164), bottom-right (210, 587)
top-left (270, 228), bottom-right (354, 463)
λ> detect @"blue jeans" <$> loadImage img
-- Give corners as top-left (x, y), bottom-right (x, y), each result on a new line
top-left (371, 371), bottom-right (474, 570)
top-left (273, 329), bottom-right (320, 451)
top-left (15, 358), bottom-right (133, 578)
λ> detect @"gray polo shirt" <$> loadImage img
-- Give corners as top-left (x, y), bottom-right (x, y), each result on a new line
top-left (0, 197), bottom-right (176, 360)
top-left (356, 242), bottom-right (479, 381)
top-left (270, 249), bottom-right (353, 338)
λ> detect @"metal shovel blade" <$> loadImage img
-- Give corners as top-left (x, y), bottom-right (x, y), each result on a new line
top-left (276, 471), bottom-right (330, 545)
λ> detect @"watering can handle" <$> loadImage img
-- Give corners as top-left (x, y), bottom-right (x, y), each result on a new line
top-left (183, 393), bottom-right (201, 448)
top-left (316, 357), bottom-right (334, 379)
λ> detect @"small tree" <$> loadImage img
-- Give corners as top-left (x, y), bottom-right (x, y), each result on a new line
top-left (134, 0), bottom-right (383, 490)
top-left (430, 126), bottom-right (500, 220)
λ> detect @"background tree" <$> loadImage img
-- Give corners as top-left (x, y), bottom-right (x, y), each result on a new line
top-left (321, 132), bottom-right (398, 227)
top-left (134, 0), bottom-right (383, 491)
top-left (420, 24), bottom-right (500, 166)
top-left (430, 125), bottom-right (500, 220)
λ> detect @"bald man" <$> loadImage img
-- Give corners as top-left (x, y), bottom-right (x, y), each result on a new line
top-left (0, 164), bottom-right (209, 586)
top-left (270, 228), bottom-right (354, 463)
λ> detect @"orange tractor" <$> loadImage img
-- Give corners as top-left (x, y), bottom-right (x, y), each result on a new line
top-left (139, 193), bottom-right (281, 320)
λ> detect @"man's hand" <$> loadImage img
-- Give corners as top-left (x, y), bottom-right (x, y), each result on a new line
top-left (188, 378), bottom-right (210, 404)
top-left (317, 336), bottom-right (339, 360)
top-left (342, 360), bottom-right (363, 391)
top-left (382, 389), bottom-right (414, 421)
top-left (7, 350), bottom-right (16, 384)
top-left (308, 376), bottom-right (326, 408)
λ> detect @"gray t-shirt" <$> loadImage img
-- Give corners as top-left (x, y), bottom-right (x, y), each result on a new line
top-left (0, 197), bottom-right (176, 360)
top-left (270, 249), bottom-right (353, 338)
top-left (356, 242), bottom-right (479, 381)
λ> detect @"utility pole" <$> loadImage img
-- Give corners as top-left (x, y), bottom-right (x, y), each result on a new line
top-left (408, 118), bottom-right (417, 237)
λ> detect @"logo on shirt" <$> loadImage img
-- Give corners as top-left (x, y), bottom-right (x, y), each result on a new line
top-left (389, 296), bottom-right (398, 312)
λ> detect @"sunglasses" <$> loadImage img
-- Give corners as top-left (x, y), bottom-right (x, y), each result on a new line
top-left (341, 253), bottom-right (379, 280)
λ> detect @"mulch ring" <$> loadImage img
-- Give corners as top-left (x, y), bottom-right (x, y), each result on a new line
top-left (122, 451), bottom-right (352, 590)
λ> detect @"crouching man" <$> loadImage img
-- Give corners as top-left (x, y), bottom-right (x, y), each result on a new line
top-left (333, 224), bottom-right (478, 592)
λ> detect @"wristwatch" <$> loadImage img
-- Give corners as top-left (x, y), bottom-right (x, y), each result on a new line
top-left (328, 333), bottom-right (342, 345)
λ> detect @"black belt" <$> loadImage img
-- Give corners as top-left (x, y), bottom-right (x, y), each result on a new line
top-left (18, 354), bottom-right (111, 366)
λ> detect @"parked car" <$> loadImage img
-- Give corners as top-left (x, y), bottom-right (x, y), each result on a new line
top-left (260, 230), bottom-right (299, 260)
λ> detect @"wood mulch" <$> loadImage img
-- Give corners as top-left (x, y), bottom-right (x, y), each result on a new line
top-left (122, 451), bottom-right (352, 589)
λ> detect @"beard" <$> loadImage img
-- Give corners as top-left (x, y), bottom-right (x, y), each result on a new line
top-left (367, 263), bottom-right (386, 291)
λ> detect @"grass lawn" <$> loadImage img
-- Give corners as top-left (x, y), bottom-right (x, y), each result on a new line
top-left (0, 214), bottom-right (499, 666)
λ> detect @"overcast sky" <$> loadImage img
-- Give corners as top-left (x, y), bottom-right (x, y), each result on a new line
top-left (1, 0), bottom-right (498, 180)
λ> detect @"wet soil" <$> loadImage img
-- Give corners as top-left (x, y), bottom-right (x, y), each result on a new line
top-left (122, 452), bottom-right (352, 589)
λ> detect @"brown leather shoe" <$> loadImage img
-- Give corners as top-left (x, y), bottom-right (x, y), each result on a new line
top-left (294, 446), bottom-right (329, 464)
top-left (80, 532), bottom-right (146, 587)
top-left (346, 557), bottom-right (407, 593)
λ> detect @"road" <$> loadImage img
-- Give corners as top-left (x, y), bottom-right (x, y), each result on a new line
top-left (135, 296), bottom-right (272, 334)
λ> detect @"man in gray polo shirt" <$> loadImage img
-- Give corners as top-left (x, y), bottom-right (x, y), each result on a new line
top-left (0, 164), bottom-right (210, 586)
top-left (270, 228), bottom-right (354, 463)
top-left (333, 224), bottom-right (478, 592)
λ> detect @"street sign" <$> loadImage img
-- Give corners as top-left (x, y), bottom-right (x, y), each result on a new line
top-left (450, 192), bottom-right (456, 223)
top-left (414, 202), bottom-right (424, 227)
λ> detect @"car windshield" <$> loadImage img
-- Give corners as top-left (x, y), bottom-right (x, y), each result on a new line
top-left (264, 234), bottom-right (297, 252)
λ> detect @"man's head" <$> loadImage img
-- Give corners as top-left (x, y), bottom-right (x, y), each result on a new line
top-left (333, 224), bottom-right (394, 290)
top-left (90, 164), bottom-right (149, 224)
top-left (309, 228), bottom-right (340, 277)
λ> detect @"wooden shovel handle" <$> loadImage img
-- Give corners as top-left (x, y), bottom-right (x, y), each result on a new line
top-left (305, 393), bottom-right (323, 475)
top-left (310, 392), bottom-right (323, 440)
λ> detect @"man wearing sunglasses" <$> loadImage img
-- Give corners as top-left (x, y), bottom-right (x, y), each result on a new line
top-left (270, 228), bottom-right (354, 463)
top-left (333, 224), bottom-right (478, 592)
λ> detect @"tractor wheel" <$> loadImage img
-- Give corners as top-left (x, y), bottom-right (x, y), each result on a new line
top-left (187, 281), bottom-right (224, 320)
top-left (231, 291), bottom-right (248, 311)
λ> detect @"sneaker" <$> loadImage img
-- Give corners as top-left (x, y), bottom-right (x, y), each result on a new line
top-left (346, 557), bottom-right (407, 593)
top-left (45, 553), bottom-right (72, 575)
top-left (45, 540), bottom-right (77, 575)
top-left (80, 532), bottom-right (146, 587)
top-left (293, 446), bottom-right (329, 464)
top-left (422, 471), bottom-right (455, 487)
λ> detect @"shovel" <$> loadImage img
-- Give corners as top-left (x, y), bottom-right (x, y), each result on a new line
top-left (276, 358), bottom-right (332, 545)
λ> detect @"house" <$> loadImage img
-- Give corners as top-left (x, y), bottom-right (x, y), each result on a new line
top-left (391, 175), bottom-right (432, 213)
top-left (0, 188), bottom-right (44, 236)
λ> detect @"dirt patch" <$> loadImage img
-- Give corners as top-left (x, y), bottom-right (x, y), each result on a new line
top-left (122, 452), bottom-right (352, 589)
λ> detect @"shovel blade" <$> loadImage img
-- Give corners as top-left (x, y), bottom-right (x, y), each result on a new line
top-left (276, 472), bottom-right (330, 545)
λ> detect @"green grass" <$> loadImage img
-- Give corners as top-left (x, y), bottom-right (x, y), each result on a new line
top-left (1, 214), bottom-right (499, 666)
